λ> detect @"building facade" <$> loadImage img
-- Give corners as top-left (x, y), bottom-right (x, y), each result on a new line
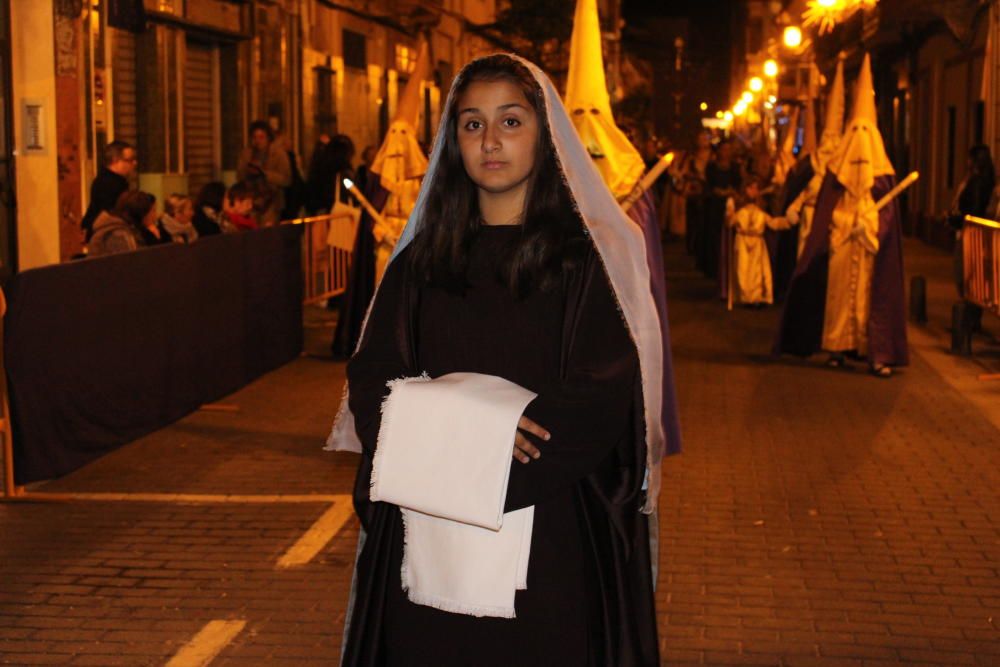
top-left (0, 0), bottom-right (498, 277)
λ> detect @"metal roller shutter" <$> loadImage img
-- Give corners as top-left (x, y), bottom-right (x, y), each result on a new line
top-left (184, 41), bottom-right (217, 194)
top-left (111, 29), bottom-right (138, 148)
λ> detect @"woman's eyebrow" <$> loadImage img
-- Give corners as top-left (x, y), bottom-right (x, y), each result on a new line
top-left (457, 103), bottom-right (528, 115)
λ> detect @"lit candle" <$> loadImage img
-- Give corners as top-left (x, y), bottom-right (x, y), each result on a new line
top-left (343, 178), bottom-right (387, 226)
top-left (623, 152), bottom-right (675, 212)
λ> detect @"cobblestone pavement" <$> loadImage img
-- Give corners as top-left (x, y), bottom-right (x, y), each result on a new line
top-left (1, 239), bottom-right (998, 665)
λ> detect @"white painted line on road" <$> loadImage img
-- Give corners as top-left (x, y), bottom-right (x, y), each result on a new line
top-left (276, 497), bottom-right (355, 568)
top-left (11, 492), bottom-right (344, 504)
top-left (166, 619), bottom-right (246, 667)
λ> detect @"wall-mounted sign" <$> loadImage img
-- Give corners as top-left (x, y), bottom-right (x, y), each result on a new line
top-left (22, 99), bottom-right (46, 155)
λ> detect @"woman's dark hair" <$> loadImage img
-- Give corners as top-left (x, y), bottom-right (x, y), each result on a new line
top-left (328, 134), bottom-right (356, 173)
top-left (407, 54), bottom-right (587, 296)
top-left (113, 190), bottom-right (156, 228)
top-left (969, 144), bottom-right (995, 186)
top-left (195, 181), bottom-right (226, 212)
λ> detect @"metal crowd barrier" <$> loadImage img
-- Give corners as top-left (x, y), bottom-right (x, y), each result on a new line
top-left (283, 210), bottom-right (359, 305)
top-left (963, 215), bottom-right (1000, 316)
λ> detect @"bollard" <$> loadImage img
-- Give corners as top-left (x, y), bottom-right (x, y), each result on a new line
top-left (951, 301), bottom-right (973, 356)
top-left (909, 276), bottom-right (927, 323)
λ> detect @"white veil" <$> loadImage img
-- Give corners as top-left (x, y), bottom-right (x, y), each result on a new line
top-left (327, 54), bottom-right (667, 512)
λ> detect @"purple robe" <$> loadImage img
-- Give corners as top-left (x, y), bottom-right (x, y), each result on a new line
top-left (627, 189), bottom-right (683, 455)
top-left (769, 156), bottom-right (815, 299)
top-left (774, 172), bottom-right (909, 366)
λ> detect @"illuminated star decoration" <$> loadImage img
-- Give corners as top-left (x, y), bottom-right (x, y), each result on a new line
top-left (803, 0), bottom-right (878, 35)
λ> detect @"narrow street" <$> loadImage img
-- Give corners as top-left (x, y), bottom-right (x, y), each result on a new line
top-left (1, 239), bottom-right (998, 666)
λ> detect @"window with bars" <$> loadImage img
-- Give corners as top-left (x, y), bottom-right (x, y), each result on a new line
top-left (343, 30), bottom-right (366, 71)
top-left (314, 66), bottom-right (337, 135)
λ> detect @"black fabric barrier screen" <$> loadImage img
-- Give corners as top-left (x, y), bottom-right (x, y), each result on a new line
top-left (3, 226), bottom-right (304, 484)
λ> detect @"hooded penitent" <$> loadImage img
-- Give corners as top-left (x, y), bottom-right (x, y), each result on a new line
top-left (565, 0), bottom-right (645, 199)
top-left (370, 40), bottom-right (431, 281)
top-left (331, 41), bottom-right (430, 358)
top-left (775, 54), bottom-right (908, 367)
top-left (564, 0), bottom-right (681, 467)
top-left (786, 57), bottom-right (845, 258)
top-left (327, 53), bottom-right (683, 665)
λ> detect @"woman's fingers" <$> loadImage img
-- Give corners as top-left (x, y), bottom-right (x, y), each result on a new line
top-left (512, 416), bottom-right (550, 463)
top-left (512, 433), bottom-right (540, 464)
top-left (517, 416), bottom-right (551, 441)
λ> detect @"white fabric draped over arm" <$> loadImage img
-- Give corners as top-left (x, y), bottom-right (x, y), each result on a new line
top-left (370, 372), bottom-right (538, 618)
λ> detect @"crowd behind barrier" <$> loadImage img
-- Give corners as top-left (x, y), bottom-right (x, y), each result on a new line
top-left (3, 226), bottom-right (303, 485)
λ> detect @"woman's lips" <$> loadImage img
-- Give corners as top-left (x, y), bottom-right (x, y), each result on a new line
top-left (481, 161), bottom-right (507, 170)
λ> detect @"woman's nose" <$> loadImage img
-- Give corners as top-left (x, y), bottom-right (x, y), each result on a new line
top-left (482, 126), bottom-right (501, 153)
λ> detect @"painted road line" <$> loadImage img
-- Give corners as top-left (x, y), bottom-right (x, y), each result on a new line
top-left (165, 619), bottom-right (246, 667)
top-left (12, 492), bottom-right (348, 504)
top-left (276, 499), bottom-right (355, 568)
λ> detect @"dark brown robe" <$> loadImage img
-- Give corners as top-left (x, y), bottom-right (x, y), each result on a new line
top-left (341, 226), bottom-right (659, 666)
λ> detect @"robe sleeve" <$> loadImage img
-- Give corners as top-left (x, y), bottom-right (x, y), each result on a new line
top-left (765, 212), bottom-right (793, 231)
top-left (504, 263), bottom-right (640, 512)
top-left (346, 253), bottom-right (413, 459)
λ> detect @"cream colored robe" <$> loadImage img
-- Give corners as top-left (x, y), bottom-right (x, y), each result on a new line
top-left (728, 203), bottom-right (791, 305)
top-left (373, 178), bottom-right (422, 283)
top-left (822, 191), bottom-right (880, 354)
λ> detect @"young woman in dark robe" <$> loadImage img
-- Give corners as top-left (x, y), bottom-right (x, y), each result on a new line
top-left (328, 54), bottom-right (678, 667)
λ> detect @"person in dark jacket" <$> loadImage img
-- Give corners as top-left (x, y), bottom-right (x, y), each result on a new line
top-left (81, 141), bottom-right (137, 242)
top-left (305, 134), bottom-right (356, 214)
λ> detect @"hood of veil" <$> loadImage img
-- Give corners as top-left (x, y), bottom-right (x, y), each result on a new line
top-left (327, 53), bottom-right (668, 513)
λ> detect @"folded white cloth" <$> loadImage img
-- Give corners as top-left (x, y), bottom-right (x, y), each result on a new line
top-left (370, 372), bottom-right (538, 618)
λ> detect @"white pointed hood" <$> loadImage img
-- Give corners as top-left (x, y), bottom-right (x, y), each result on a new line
top-left (828, 53), bottom-right (894, 198)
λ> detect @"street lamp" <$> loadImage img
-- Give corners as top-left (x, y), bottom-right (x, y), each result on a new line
top-left (733, 101), bottom-right (747, 116)
top-left (749, 76), bottom-right (764, 93)
top-left (700, 102), bottom-right (709, 111)
top-left (741, 91), bottom-right (754, 104)
top-left (724, 111), bottom-right (734, 122)
top-left (764, 59), bottom-right (779, 78)
top-left (783, 25), bottom-right (803, 48)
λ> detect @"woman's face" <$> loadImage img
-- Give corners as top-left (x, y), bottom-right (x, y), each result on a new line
top-left (455, 79), bottom-right (539, 196)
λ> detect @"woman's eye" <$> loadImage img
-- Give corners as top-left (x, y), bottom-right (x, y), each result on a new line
top-left (503, 118), bottom-right (521, 128)
top-left (464, 120), bottom-right (482, 131)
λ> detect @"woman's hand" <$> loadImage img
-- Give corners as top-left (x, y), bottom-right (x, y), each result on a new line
top-left (513, 416), bottom-right (550, 464)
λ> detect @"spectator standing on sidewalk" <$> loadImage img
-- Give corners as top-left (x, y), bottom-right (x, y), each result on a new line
top-left (305, 133), bottom-right (356, 215)
top-left (81, 141), bottom-right (137, 242)
top-left (950, 145), bottom-right (995, 328)
top-left (352, 145), bottom-right (376, 195)
top-left (238, 120), bottom-right (291, 225)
